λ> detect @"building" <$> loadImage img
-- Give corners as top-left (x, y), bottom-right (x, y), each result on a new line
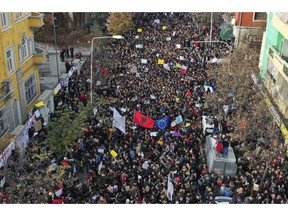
top-left (0, 12), bottom-right (45, 144)
top-left (258, 12), bottom-right (288, 143)
top-left (232, 12), bottom-right (267, 48)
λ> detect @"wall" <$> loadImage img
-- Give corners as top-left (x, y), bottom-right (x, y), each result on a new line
top-left (235, 12), bottom-right (267, 28)
top-left (260, 13), bottom-right (278, 79)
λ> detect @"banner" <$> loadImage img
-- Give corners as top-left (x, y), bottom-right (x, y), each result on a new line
top-left (158, 59), bottom-right (164, 65)
top-left (0, 177), bottom-right (5, 188)
top-left (98, 161), bottom-right (103, 174)
top-left (167, 180), bottom-right (174, 201)
top-left (137, 28), bottom-right (142, 33)
top-left (0, 141), bottom-right (16, 168)
top-left (113, 108), bottom-right (126, 133)
top-left (141, 59), bottom-right (147, 64)
top-left (133, 111), bottom-right (154, 129)
top-left (35, 101), bottom-right (45, 107)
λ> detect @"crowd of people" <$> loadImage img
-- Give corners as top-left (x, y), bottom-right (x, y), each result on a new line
top-left (1, 13), bottom-right (288, 204)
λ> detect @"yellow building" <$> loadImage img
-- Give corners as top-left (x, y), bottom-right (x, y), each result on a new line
top-left (0, 12), bottom-right (45, 143)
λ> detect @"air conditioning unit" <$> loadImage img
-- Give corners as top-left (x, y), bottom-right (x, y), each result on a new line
top-left (36, 90), bottom-right (55, 124)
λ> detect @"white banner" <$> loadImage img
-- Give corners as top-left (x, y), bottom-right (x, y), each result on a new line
top-left (113, 108), bottom-right (126, 133)
top-left (0, 176), bottom-right (5, 188)
top-left (98, 161), bottom-right (103, 174)
top-left (167, 180), bottom-right (174, 201)
top-left (0, 141), bottom-right (15, 168)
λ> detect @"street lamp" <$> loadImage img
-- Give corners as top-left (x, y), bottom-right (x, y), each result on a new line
top-left (90, 35), bottom-right (124, 103)
top-left (52, 12), bottom-right (60, 83)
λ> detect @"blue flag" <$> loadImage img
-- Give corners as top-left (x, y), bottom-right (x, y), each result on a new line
top-left (155, 116), bottom-right (170, 130)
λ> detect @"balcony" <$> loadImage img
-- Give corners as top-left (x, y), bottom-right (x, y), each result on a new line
top-left (0, 79), bottom-right (14, 102)
top-left (268, 46), bottom-right (288, 79)
top-left (273, 13), bottom-right (288, 39)
top-left (33, 46), bottom-right (46, 65)
top-left (28, 12), bottom-right (44, 29)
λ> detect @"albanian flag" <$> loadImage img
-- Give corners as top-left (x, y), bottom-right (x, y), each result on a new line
top-left (133, 111), bottom-right (154, 129)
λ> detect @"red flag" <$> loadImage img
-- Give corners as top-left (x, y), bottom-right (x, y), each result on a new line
top-left (134, 111), bottom-right (154, 128)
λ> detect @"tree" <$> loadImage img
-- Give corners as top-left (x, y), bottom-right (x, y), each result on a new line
top-left (107, 13), bottom-right (134, 35)
top-left (205, 42), bottom-right (287, 189)
top-left (43, 104), bottom-right (92, 155)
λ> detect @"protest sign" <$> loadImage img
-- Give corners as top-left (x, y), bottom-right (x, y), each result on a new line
top-left (171, 120), bottom-right (177, 127)
top-left (176, 44), bottom-right (181, 49)
top-left (136, 44), bottom-right (144, 49)
top-left (35, 109), bottom-right (41, 118)
top-left (163, 64), bottom-right (170, 71)
top-left (113, 108), bottom-right (126, 133)
top-left (150, 132), bottom-right (157, 137)
top-left (110, 150), bottom-right (118, 158)
top-left (176, 63), bottom-right (182, 68)
top-left (154, 19), bottom-right (160, 24)
top-left (98, 148), bottom-right (104, 153)
top-left (142, 161), bottom-right (149, 169)
top-left (158, 59), bottom-right (164, 65)
top-left (141, 59), bottom-right (147, 64)
top-left (93, 108), bottom-right (98, 115)
top-left (137, 28), bottom-right (142, 33)
top-left (162, 26), bottom-right (167, 30)
top-left (176, 115), bottom-right (183, 124)
top-left (55, 188), bottom-right (63, 197)
top-left (166, 37), bottom-right (171, 41)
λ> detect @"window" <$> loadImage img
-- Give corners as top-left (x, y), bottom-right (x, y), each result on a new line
top-left (14, 12), bottom-right (26, 21)
top-left (0, 108), bottom-right (8, 138)
top-left (5, 46), bottom-right (16, 73)
top-left (24, 73), bottom-right (38, 104)
top-left (280, 39), bottom-right (288, 60)
top-left (19, 34), bottom-right (30, 62)
top-left (253, 12), bottom-right (267, 21)
top-left (1, 13), bottom-right (11, 30)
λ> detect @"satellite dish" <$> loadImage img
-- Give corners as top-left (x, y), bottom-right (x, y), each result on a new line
top-left (231, 18), bottom-right (236, 25)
